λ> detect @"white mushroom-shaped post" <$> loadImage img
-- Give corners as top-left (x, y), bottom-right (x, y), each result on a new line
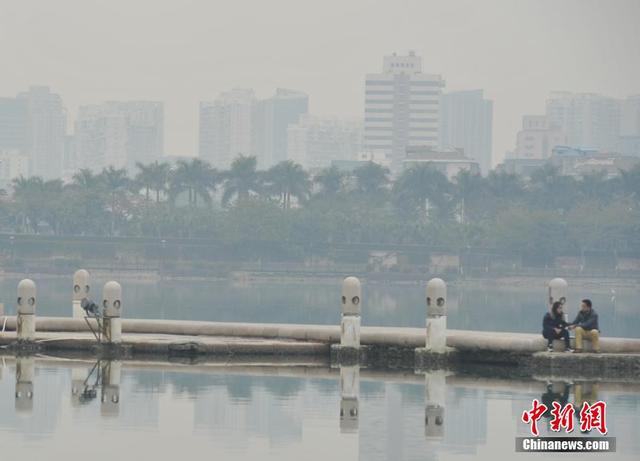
top-left (16, 279), bottom-right (36, 341)
top-left (15, 356), bottom-right (35, 414)
top-left (339, 364), bottom-right (360, 433)
top-left (425, 278), bottom-right (447, 353)
top-left (72, 269), bottom-right (91, 318)
top-left (548, 277), bottom-right (568, 321)
top-left (100, 360), bottom-right (121, 416)
top-left (340, 277), bottom-right (361, 349)
top-left (101, 281), bottom-right (122, 344)
top-left (424, 370), bottom-right (446, 439)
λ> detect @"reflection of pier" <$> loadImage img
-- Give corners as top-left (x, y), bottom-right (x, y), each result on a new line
top-left (1, 355), bottom-right (638, 458)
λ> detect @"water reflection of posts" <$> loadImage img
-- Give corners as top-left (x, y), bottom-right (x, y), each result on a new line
top-left (71, 367), bottom-right (89, 407)
top-left (72, 269), bottom-right (91, 318)
top-left (424, 371), bottom-right (446, 440)
top-left (426, 278), bottom-right (447, 353)
top-left (339, 364), bottom-right (359, 433)
top-left (341, 277), bottom-right (361, 349)
top-left (15, 356), bottom-right (35, 414)
top-left (101, 361), bottom-right (121, 417)
top-left (101, 281), bottom-right (122, 344)
top-left (17, 279), bottom-right (37, 341)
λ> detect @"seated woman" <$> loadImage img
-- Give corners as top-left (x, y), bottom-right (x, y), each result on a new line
top-left (542, 301), bottom-right (573, 352)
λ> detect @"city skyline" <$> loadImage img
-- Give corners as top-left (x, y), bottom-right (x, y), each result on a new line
top-left (1, 0), bottom-right (639, 165)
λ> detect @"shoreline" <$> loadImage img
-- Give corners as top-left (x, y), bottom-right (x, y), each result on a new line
top-left (0, 269), bottom-right (638, 289)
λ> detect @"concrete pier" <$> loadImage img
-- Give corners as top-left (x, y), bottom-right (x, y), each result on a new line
top-left (0, 316), bottom-right (639, 377)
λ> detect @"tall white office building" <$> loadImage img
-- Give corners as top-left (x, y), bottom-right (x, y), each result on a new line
top-left (440, 90), bottom-right (493, 175)
top-left (364, 51), bottom-right (444, 172)
top-left (199, 89), bottom-right (256, 169)
top-left (75, 101), bottom-right (164, 172)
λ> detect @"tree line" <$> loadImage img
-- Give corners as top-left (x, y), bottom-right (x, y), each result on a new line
top-left (2, 155), bottom-right (640, 261)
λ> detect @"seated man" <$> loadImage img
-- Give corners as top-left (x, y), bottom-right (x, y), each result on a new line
top-left (568, 299), bottom-right (600, 353)
top-left (542, 301), bottom-right (572, 352)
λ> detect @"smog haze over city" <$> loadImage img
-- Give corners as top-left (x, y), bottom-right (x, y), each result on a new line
top-left (1, 0), bottom-right (639, 161)
top-left (1, 2), bottom-right (640, 461)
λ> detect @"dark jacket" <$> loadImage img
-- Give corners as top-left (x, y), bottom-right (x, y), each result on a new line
top-left (542, 312), bottom-right (568, 338)
top-left (572, 309), bottom-right (599, 331)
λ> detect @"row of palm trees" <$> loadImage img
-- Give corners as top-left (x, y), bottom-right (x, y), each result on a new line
top-left (7, 154), bottom-right (640, 237)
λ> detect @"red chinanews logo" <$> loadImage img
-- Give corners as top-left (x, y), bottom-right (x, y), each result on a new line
top-left (521, 400), bottom-right (608, 436)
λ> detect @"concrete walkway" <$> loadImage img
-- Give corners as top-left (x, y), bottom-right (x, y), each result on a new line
top-left (2, 316), bottom-right (639, 353)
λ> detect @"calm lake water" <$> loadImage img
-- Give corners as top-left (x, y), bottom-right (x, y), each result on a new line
top-left (0, 359), bottom-right (638, 460)
top-left (0, 277), bottom-right (637, 338)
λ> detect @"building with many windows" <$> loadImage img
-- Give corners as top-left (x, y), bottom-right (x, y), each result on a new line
top-left (287, 115), bottom-right (362, 171)
top-left (440, 90), bottom-right (493, 175)
top-left (199, 89), bottom-right (256, 169)
top-left (75, 101), bottom-right (164, 172)
top-left (546, 92), bottom-right (621, 151)
top-left (364, 51), bottom-right (444, 172)
top-left (253, 89), bottom-right (308, 168)
top-left (512, 115), bottom-right (566, 160)
top-left (0, 87), bottom-right (66, 179)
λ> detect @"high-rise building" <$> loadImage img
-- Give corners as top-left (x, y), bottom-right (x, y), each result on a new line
top-left (440, 90), bottom-right (493, 175)
top-left (199, 89), bottom-right (256, 169)
top-left (2, 87), bottom-right (67, 180)
top-left (287, 115), bottom-right (362, 170)
top-left (19, 86), bottom-right (66, 179)
top-left (364, 51), bottom-right (444, 172)
top-left (253, 89), bottom-right (308, 168)
top-left (75, 101), bottom-right (163, 172)
top-left (0, 97), bottom-right (28, 155)
top-left (512, 115), bottom-right (566, 160)
top-left (546, 92), bottom-right (621, 151)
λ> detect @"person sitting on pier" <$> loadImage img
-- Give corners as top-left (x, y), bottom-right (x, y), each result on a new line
top-left (568, 299), bottom-right (600, 353)
top-left (542, 301), bottom-right (573, 352)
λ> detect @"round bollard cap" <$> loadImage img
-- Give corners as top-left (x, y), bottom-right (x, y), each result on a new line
top-left (102, 281), bottom-right (122, 318)
top-left (548, 277), bottom-right (568, 306)
top-left (17, 279), bottom-right (36, 315)
top-left (342, 276), bottom-right (361, 316)
top-left (426, 278), bottom-right (447, 317)
top-left (73, 269), bottom-right (91, 301)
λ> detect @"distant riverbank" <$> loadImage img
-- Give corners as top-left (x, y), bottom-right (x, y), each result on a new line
top-left (0, 267), bottom-right (638, 291)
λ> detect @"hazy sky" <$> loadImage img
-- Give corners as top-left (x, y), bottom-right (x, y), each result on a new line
top-left (1, 0), bottom-right (639, 164)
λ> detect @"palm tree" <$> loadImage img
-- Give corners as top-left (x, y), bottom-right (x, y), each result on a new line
top-left (98, 166), bottom-right (131, 235)
top-left (393, 163), bottom-right (452, 217)
top-left (353, 161), bottom-right (389, 196)
top-left (135, 162), bottom-right (154, 201)
top-left (150, 161), bottom-right (171, 202)
top-left (70, 168), bottom-right (98, 192)
top-left (265, 161), bottom-right (310, 209)
top-left (221, 155), bottom-right (262, 206)
top-left (313, 166), bottom-right (345, 196)
top-left (169, 158), bottom-right (217, 206)
top-left (136, 161), bottom-right (171, 202)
